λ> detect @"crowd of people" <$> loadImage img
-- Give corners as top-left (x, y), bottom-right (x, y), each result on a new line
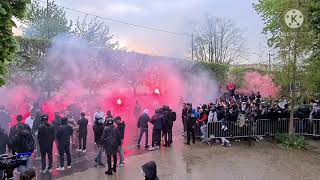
top-left (0, 101), bottom-right (170, 179)
top-left (181, 87), bottom-right (320, 146)
top-left (1, 86), bottom-right (320, 179)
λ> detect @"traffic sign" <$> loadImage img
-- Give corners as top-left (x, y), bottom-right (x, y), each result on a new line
top-left (285, 9), bottom-right (304, 29)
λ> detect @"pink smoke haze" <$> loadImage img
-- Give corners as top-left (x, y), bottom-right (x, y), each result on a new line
top-left (238, 71), bottom-right (278, 98)
top-left (0, 35), bottom-right (219, 127)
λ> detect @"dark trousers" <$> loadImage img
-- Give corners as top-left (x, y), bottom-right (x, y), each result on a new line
top-left (58, 143), bottom-right (71, 167)
top-left (78, 133), bottom-right (87, 150)
top-left (187, 127), bottom-right (195, 144)
top-left (152, 129), bottom-right (161, 147)
top-left (40, 143), bottom-right (53, 170)
top-left (106, 154), bottom-right (117, 171)
top-left (163, 128), bottom-right (173, 145)
top-left (137, 128), bottom-right (148, 146)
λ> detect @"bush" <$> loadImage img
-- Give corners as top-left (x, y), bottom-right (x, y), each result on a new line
top-left (275, 133), bottom-right (305, 150)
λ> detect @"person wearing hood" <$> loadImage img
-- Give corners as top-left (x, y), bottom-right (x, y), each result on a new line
top-left (137, 109), bottom-right (151, 149)
top-left (149, 109), bottom-right (164, 151)
top-left (101, 118), bottom-right (121, 175)
top-left (141, 161), bottom-right (159, 180)
top-left (93, 116), bottom-right (105, 167)
top-left (56, 117), bottom-right (73, 171)
top-left (38, 114), bottom-right (55, 173)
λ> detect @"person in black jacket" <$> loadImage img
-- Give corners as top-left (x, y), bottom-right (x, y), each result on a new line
top-left (77, 112), bottom-right (88, 153)
top-left (114, 116), bottom-right (125, 167)
top-left (93, 116), bottom-right (105, 167)
top-left (0, 128), bottom-right (9, 180)
top-left (137, 109), bottom-right (150, 149)
top-left (38, 114), bottom-right (55, 173)
top-left (185, 105), bottom-right (196, 145)
top-left (141, 161), bottom-right (159, 180)
top-left (149, 109), bottom-right (164, 151)
top-left (56, 117), bottom-right (73, 171)
top-left (9, 115), bottom-right (31, 153)
top-left (101, 118), bottom-right (121, 175)
top-left (11, 124), bottom-right (34, 173)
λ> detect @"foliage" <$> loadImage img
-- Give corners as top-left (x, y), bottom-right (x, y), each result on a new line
top-left (192, 16), bottom-right (245, 64)
top-left (254, 0), bottom-right (319, 94)
top-left (22, 0), bottom-right (72, 39)
top-left (6, 37), bottom-right (49, 84)
top-left (229, 66), bottom-right (269, 88)
top-left (73, 16), bottom-right (119, 49)
top-left (275, 133), bottom-right (305, 149)
top-left (0, 0), bottom-right (31, 86)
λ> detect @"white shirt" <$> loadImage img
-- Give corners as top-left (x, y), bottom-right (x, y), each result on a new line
top-left (25, 116), bottom-right (35, 129)
top-left (94, 111), bottom-right (105, 120)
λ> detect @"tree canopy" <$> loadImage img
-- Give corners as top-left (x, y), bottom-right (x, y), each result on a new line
top-left (22, 0), bottom-right (72, 40)
top-left (0, 0), bottom-right (31, 86)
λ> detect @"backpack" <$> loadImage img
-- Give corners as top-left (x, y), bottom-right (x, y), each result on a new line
top-left (20, 130), bottom-right (35, 152)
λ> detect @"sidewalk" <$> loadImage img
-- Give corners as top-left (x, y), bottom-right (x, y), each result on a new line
top-left (57, 137), bottom-right (320, 180)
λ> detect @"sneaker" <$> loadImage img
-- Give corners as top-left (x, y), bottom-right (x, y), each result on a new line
top-left (82, 149), bottom-right (87, 153)
top-left (76, 149), bottom-right (82, 152)
top-left (105, 170), bottom-right (113, 175)
top-left (155, 146), bottom-right (160, 150)
top-left (56, 167), bottom-right (65, 171)
top-left (40, 169), bottom-right (47, 173)
top-left (67, 166), bottom-right (72, 169)
top-left (144, 145), bottom-right (149, 149)
top-left (117, 163), bottom-right (124, 167)
top-left (148, 147), bottom-right (155, 151)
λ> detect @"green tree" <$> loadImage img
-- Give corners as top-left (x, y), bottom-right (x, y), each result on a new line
top-left (73, 16), bottom-right (119, 49)
top-left (0, 0), bottom-right (31, 86)
top-left (23, 0), bottom-right (72, 39)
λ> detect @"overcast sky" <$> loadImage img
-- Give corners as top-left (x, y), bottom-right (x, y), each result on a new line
top-left (32, 0), bottom-right (270, 64)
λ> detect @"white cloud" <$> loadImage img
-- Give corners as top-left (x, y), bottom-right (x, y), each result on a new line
top-left (104, 3), bottom-right (143, 16)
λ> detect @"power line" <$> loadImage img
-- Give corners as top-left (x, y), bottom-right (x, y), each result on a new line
top-left (36, 0), bottom-right (190, 37)
top-left (35, 0), bottom-right (265, 57)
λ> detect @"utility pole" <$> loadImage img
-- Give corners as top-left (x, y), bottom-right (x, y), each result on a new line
top-left (47, 0), bottom-right (50, 39)
top-left (289, 37), bottom-right (297, 135)
top-left (268, 54), bottom-right (271, 71)
top-left (191, 33), bottom-right (194, 60)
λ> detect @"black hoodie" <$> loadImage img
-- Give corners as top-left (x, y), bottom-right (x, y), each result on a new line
top-left (56, 118), bottom-right (73, 146)
top-left (38, 122), bottom-right (55, 149)
top-left (142, 161), bottom-right (159, 180)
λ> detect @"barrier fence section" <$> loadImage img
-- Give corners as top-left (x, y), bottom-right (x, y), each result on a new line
top-left (207, 118), bottom-right (320, 139)
top-left (294, 118), bottom-right (320, 137)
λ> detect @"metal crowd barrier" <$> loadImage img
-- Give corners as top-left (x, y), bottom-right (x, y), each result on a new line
top-left (294, 118), bottom-right (320, 137)
top-left (208, 118), bottom-right (290, 139)
top-left (208, 118), bottom-right (320, 139)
